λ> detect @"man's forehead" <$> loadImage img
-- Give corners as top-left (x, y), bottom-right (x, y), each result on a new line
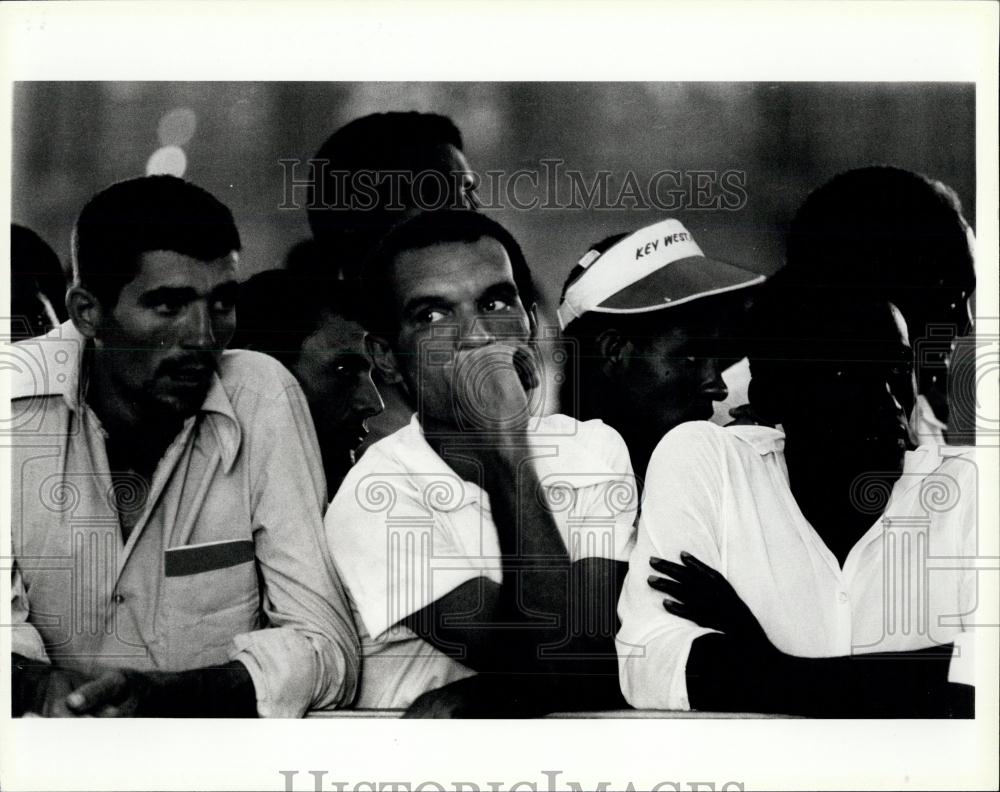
top-left (131, 249), bottom-right (239, 290)
top-left (301, 312), bottom-right (368, 356)
top-left (391, 237), bottom-right (513, 301)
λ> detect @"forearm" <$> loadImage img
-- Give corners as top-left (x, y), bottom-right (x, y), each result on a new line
top-left (484, 450), bottom-right (569, 562)
top-left (11, 652), bottom-right (50, 716)
top-left (483, 449), bottom-right (571, 621)
top-left (138, 660), bottom-right (259, 717)
top-left (686, 634), bottom-right (971, 717)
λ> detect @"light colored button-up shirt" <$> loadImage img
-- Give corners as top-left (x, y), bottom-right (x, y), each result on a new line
top-left (325, 413), bottom-right (638, 709)
top-left (617, 421), bottom-right (977, 710)
top-left (8, 321), bottom-right (359, 717)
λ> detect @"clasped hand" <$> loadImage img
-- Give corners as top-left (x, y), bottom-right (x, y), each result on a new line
top-left (647, 552), bottom-right (778, 658)
top-left (19, 663), bottom-right (170, 717)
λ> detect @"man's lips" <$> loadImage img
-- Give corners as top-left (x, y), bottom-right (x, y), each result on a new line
top-left (162, 362), bottom-right (214, 387)
top-left (344, 419), bottom-right (370, 448)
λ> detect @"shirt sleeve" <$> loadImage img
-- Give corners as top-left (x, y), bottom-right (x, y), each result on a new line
top-left (10, 560), bottom-right (50, 663)
top-left (566, 420), bottom-right (639, 562)
top-left (616, 422), bottom-right (728, 710)
top-left (949, 450), bottom-right (978, 687)
top-left (326, 460), bottom-right (489, 641)
top-left (230, 365), bottom-right (360, 717)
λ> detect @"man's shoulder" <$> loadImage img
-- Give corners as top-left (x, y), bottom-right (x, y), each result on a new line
top-left (9, 323), bottom-right (84, 402)
top-left (326, 422), bottom-right (423, 516)
top-left (920, 445), bottom-right (979, 493)
top-left (217, 348), bottom-right (299, 393)
top-left (649, 420), bottom-right (781, 474)
top-left (536, 413), bottom-right (628, 462)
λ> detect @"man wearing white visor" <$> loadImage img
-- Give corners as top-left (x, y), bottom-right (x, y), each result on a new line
top-left (557, 218), bottom-right (763, 484)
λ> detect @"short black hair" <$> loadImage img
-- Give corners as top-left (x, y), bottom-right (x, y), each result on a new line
top-left (306, 112), bottom-right (467, 255)
top-left (71, 175), bottom-right (241, 308)
top-left (359, 209), bottom-right (536, 341)
top-left (785, 166), bottom-right (975, 311)
top-left (11, 224), bottom-right (69, 338)
top-left (229, 266), bottom-right (361, 369)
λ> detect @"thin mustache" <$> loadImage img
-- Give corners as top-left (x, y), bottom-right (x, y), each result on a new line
top-left (157, 355), bottom-right (217, 376)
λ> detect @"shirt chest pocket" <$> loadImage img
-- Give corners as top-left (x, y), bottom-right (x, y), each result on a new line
top-left (159, 540), bottom-right (260, 669)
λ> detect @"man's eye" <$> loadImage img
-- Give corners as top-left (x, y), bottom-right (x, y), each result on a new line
top-left (481, 299), bottom-right (509, 313)
top-left (212, 297), bottom-right (236, 313)
top-left (419, 309), bottom-right (447, 324)
top-left (153, 300), bottom-right (184, 316)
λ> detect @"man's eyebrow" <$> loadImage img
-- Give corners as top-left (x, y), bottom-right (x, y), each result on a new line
top-left (480, 281), bottom-right (519, 299)
top-left (402, 293), bottom-right (451, 316)
top-left (330, 351), bottom-right (370, 366)
top-left (139, 285), bottom-right (198, 304)
top-left (212, 280), bottom-right (240, 297)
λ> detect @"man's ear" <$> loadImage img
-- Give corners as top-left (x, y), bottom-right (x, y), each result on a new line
top-left (364, 333), bottom-right (404, 386)
top-left (596, 328), bottom-right (629, 377)
top-left (65, 285), bottom-right (103, 340)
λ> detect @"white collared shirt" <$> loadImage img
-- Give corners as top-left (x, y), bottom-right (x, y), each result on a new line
top-left (325, 413), bottom-right (638, 709)
top-left (9, 321), bottom-right (360, 716)
top-left (617, 421), bottom-right (978, 711)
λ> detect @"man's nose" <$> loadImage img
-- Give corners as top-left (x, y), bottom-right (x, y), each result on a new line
top-left (702, 359), bottom-right (729, 402)
top-left (456, 314), bottom-right (500, 350)
top-left (181, 303), bottom-right (216, 350)
top-left (354, 372), bottom-right (385, 418)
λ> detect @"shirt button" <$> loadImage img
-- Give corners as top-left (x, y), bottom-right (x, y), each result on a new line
top-left (112, 594), bottom-right (126, 604)
top-left (838, 591), bottom-right (849, 604)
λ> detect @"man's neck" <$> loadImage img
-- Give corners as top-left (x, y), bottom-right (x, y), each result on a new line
top-left (784, 435), bottom-right (904, 567)
top-left (85, 354), bottom-right (183, 474)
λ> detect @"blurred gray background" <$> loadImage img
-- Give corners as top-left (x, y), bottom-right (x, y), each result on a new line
top-left (12, 82), bottom-right (976, 315)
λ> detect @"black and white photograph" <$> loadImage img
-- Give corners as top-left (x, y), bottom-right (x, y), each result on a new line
top-left (1, 3), bottom-right (998, 791)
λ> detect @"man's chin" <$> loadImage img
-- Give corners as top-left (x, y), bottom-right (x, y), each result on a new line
top-left (149, 385), bottom-right (211, 420)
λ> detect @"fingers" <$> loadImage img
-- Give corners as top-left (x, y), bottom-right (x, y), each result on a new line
top-left (513, 345), bottom-right (540, 391)
top-left (66, 670), bottom-right (128, 715)
top-left (648, 556), bottom-right (693, 581)
top-left (646, 575), bottom-right (684, 599)
top-left (662, 599), bottom-right (694, 620)
top-left (680, 551), bottom-right (722, 578)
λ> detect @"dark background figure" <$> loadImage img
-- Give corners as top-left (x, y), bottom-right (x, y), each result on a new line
top-left (229, 266), bottom-right (384, 495)
top-left (782, 166), bottom-right (977, 443)
top-left (302, 112), bottom-right (478, 449)
top-left (10, 224), bottom-right (69, 340)
top-left (623, 274), bottom-right (975, 717)
top-left (305, 111), bottom-right (477, 281)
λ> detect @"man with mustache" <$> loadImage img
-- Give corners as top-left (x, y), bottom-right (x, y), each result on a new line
top-left (10, 175), bottom-right (359, 717)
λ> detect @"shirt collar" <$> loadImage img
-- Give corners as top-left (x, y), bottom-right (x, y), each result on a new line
top-left (889, 441), bottom-right (973, 503)
top-left (12, 320), bottom-right (242, 472)
top-left (729, 424), bottom-right (786, 456)
top-left (394, 413), bottom-right (627, 511)
top-left (730, 421), bottom-right (969, 504)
